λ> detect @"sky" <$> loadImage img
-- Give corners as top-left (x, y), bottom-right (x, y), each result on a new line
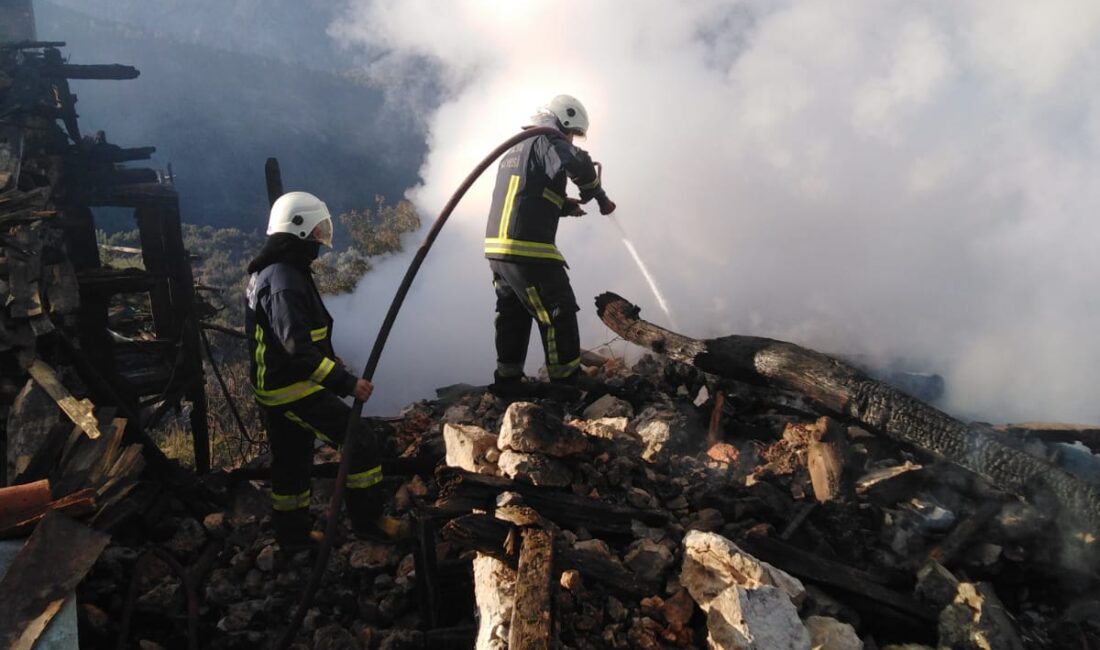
top-left (324, 0), bottom-right (1100, 424)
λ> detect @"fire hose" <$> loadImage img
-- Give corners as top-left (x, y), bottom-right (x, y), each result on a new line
top-left (274, 126), bottom-right (563, 649)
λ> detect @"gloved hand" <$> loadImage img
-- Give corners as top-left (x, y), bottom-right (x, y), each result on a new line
top-left (597, 195), bottom-right (617, 215)
top-left (562, 197), bottom-right (586, 217)
top-left (353, 378), bottom-right (374, 401)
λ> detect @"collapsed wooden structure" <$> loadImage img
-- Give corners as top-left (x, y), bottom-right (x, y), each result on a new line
top-left (1, 37), bottom-right (210, 476)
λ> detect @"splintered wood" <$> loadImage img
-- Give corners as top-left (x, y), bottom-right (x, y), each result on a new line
top-left (0, 511), bottom-right (110, 650)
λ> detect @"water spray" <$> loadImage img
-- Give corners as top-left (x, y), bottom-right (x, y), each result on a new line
top-left (606, 212), bottom-right (679, 330)
top-left (592, 162), bottom-right (678, 329)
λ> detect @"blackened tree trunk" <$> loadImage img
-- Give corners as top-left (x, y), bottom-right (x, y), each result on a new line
top-left (595, 292), bottom-right (1100, 536)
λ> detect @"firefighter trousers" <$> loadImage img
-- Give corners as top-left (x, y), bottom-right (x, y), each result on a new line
top-left (490, 259), bottom-right (580, 382)
top-left (261, 390), bottom-right (383, 546)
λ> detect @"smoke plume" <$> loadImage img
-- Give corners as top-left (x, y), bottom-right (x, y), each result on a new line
top-left (326, 0), bottom-right (1100, 424)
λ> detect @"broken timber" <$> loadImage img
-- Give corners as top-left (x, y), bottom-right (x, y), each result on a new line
top-left (0, 511), bottom-right (110, 650)
top-left (508, 528), bottom-right (554, 650)
top-left (595, 292), bottom-right (1100, 535)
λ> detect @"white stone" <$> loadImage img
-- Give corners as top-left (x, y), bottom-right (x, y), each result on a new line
top-left (681, 531), bottom-right (806, 608)
top-left (706, 585), bottom-right (811, 650)
top-left (694, 386), bottom-right (711, 407)
top-left (633, 406), bottom-right (686, 462)
top-left (804, 616), bottom-right (863, 650)
top-left (498, 401), bottom-right (587, 457)
top-left (474, 554), bottom-right (516, 650)
top-left (444, 423), bottom-right (499, 475)
top-left (497, 450), bottom-right (572, 487)
top-left (575, 417), bottom-right (632, 440)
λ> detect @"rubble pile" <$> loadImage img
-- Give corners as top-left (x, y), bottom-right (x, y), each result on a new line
top-left (67, 352), bottom-right (1099, 649)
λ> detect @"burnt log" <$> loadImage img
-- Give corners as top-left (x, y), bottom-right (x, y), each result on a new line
top-left (595, 292), bottom-right (1100, 536)
top-left (435, 468), bottom-right (669, 535)
top-left (443, 514), bottom-right (660, 598)
top-left (40, 63), bottom-right (140, 80)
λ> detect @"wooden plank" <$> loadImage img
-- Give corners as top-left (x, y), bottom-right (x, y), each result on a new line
top-left (26, 359), bottom-right (103, 439)
top-left (0, 511), bottom-right (110, 650)
top-left (40, 63), bottom-right (139, 80)
top-left (0, 480), bottom-right (50, 531)
top-left (0, 489), bottom-right (97, 539)
top-left (265, 158), bottom-right (284, 206)
top-left (740, 534), bottom-right (935, 622)
top-left (436, 468), bottom-right (669, 535)
top-left (508, 528), bottom-right (554, 650)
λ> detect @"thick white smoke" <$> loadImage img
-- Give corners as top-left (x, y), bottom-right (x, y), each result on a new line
top-left (326, 0), bottom-right (1100, 424)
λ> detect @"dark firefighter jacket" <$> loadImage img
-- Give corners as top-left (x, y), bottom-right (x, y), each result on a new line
top-left (246, 262), bottom-right (357, 407)
top-left (485, 120), bottom-right (607, 266)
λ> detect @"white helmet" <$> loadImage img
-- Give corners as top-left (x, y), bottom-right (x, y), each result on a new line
top-left (545, 94), bottom-right (589, 136)
top-left (267, 191), bottom-right (334, 247)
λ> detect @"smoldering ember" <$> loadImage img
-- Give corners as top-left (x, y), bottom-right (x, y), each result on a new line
top-left (3, 5), bottom-right (1100, 650)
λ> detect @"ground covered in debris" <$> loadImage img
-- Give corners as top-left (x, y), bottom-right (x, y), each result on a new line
top-left (72, 353), bottom-right (1099, 649)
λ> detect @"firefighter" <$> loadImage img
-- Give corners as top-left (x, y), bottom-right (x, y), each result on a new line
top-left (485, 95), bottom-right (616, 395)
top-left (246, 191), bottom-right (383, 548)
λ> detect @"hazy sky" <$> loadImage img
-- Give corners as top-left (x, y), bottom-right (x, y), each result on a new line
top-left (325, 0), bottom-right (1100, 424)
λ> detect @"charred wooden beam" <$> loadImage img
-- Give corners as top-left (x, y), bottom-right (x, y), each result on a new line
top-left (265, 157), bottom-right (284, 207)
top-left (509, 528), bottom-right (555, 650)
top-left (595, 292), bottom-right (1100, 535)
top-left (0, 511), bottom-right (110, 650)
top-left (436, 468), bottom-right (669, 535)
top-left (0, 41), bottom-right (66, 50)
top-left (740, 534), bottom-right (935, 632)
top-left (40, 63), bottom-right (139, 80)
top-left (442, 513), bottom-right (660, 598)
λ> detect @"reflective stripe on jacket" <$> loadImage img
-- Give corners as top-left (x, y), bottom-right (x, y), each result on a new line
top-left (484, 120), bottom-right (606, 265)
top-left (245, 262), bottom-right (357, 406)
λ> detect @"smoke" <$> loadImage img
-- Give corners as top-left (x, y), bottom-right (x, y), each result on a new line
top-left (326, 0), bottom-right (1100, 424)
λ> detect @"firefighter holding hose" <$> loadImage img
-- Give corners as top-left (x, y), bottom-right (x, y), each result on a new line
top-left (245, 191), bottom-right (384, 549)
top-left (485, 95), bottom-right (617, 396)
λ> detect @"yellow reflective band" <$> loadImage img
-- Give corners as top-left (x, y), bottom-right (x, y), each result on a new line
top-left (541, 188), bottom-right (564, 209)
top-left (253, 381), bottom-right (325, 406)
top-left (484, 237), bottom-right (565, 262)
top-left (548, 356), bottom-right (581, 379)
top-left (578, 177), bottom-right (601, 191)
top-left (272, 489), bottom-right (310, 511)
top-left (284, 410), bottom-right (334, 445)
top-left (498, 174), bottom-right (521, 239)
top-left (309, 357), bottom-right (336, 384)
top-left (254, 325), bottom-right (267, 389)
top-left (347, 465), bottom-right (383, 489)
top-left (310, 326), bottom-right (329, 342)
top-left (525, 287), bottom-right (552, 326)
top-left (526, 287), bottom-right (557, 365)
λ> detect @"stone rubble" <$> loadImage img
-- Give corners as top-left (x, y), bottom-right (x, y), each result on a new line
top-left (66, 352), bottom-right (1097, 649)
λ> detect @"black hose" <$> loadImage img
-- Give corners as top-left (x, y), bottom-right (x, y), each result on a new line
top-left (273, 126), bottom-right (561, 649)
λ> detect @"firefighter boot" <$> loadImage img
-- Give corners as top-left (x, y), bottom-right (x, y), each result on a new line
top-left (346, 487), bottom-right (387, 542)
top-left (272, 508), bottom-right (315, 550)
